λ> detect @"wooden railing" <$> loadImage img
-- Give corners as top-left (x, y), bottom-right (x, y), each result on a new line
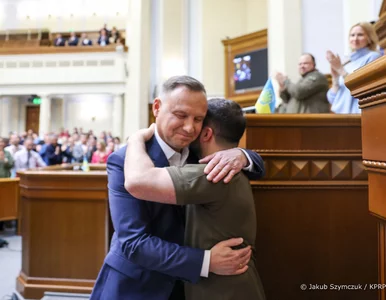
top-left (0, 29), bottom-right (127, 55)
top-left (240, 114), bottom-right (377, 300)
top-left (0, 178), bottom-right (20, 222)
top-left (345, 54), bottom-right (386, 300)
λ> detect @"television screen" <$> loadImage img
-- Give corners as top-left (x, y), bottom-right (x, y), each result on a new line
top-left (233, 48), bottom-right (268, 92)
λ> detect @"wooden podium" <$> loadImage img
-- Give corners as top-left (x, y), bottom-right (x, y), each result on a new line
top-left (16, 164), bottom-right (108, 299)
top-left (0, 178), bottom-right (19, 222)
top-left (240, 114), bottom-right (378, 300)
top-left (346, 55), bottom-right (386, 300)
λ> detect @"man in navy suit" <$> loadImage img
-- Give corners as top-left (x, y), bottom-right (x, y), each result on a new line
top-left (90, 76), bottom-right (264, 300)
top-left (45, 135), bottom-right (63, 165)
top-left (53, 33), bottom-right (66, 47)
top-left (67, 32), bottom-right (79, 46)
top-left (80, 33), bottom-right (93, 46)
top-left (98, 29), bottom-right (110, 46)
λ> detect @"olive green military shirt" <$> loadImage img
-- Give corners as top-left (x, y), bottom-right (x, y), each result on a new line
top-left (279, 69), bottom-right (330, 113)
top-left (166, 164), bottom-right (266, 300)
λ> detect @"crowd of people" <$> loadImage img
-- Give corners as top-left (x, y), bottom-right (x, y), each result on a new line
top-left (274, 22), bottom-right (382, 114)
top-left (0, 127), bottom-right (124, 178)
top-left (53, 24), bottom-right (124, 48)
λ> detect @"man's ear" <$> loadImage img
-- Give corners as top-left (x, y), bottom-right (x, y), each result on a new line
top-left (200, 126), bottom-right (213, 142)
top-left (153, 98), bottom-right (162, 118)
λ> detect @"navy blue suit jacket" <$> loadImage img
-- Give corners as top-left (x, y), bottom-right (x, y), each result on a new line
top-left (54, 38), bottom-right (66, 46)
top-left (97, 37), bottom-right (110, 45)
top-left (46, 144), bottom-right (63, 165)
top-left (68, 37), bottom-right (79, 46)
top-left (81, 39), bottom-right (93, 46)
top-left (91, 137), bottom-right (265, 300)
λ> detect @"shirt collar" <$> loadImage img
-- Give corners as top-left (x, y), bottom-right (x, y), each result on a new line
top-left (350, 47), bottom-right (371, 61)
top-left (154, 126), bottom-right (189, 164)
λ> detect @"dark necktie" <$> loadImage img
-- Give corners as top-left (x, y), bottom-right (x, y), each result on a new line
top-left (26, 150), bottom-right (31, 169)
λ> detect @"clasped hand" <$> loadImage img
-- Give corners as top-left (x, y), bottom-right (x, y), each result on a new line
top-left (326, 50), bottom-right (344, 77)
top-left (132, 124), bottom-right (249, 184)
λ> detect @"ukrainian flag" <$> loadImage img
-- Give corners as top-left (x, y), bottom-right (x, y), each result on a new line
top-left (255, 78), bottom-right (276, 114)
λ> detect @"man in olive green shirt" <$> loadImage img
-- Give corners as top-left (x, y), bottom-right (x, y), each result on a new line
top-left (124, 98), bottom-right (266, 300)
top-left (275, 53), bottom-right (330, 113)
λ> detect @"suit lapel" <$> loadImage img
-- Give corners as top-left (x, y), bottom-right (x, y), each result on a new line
top-left (146, 136), bottom-right (187, 224)
top-left (146, 136), bottom-right (169, 168)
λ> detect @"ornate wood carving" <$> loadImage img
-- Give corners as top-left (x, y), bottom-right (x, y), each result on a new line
top-left (243, 114), bottom-right (377, 300)
top-left (345, 40), bottom-right (386, 300)
top-left (376, 0), bottom-right (386, 49)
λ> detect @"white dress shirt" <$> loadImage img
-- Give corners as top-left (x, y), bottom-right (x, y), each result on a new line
top-left (154, 128), bottom-right (211, 278)
top-left (154, 128), bottom-right (254, 278)
top-left (14, 149), bottom-right (46, 171)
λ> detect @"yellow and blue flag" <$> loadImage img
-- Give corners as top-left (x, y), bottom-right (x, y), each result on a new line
top-left (255, 78), bottom-right (276, 114)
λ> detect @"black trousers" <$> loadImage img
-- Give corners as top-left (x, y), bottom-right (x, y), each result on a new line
top-left (169, 280), bottom-right (185, 300)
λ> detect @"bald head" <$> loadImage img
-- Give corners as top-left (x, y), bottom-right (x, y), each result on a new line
top-left (298, 53), bottom-right (316, 76)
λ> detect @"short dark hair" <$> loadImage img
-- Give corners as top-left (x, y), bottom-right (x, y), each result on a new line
top-left (161, 75), bottom-right (206, 95)
top-left (302, 53), bottom-right (316, 66)
top-left (203, 98), bottom-right (245, 147)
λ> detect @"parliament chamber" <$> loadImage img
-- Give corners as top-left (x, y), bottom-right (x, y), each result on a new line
top-left (1, 0), bottom-right (386, 300)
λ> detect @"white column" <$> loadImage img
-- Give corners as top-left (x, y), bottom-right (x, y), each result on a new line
top-left (268, 0), bottom-right (302, 81)
top-left (150, 0), bottom-right (187, 101)
top-left (39, 94), bottom-right (51, 136)
top-left (302, 0), bottom-right (345, 74)
top-left (158, 0), bottom-right (186, 80)
top-left (112, 94), bottom-right (123, 140)
top-left (0, 97), bottom-right (11, 137)
top-left (187, 0), bottom-right (203, 81)
top-left (123, 0), bottom-right (151, 138)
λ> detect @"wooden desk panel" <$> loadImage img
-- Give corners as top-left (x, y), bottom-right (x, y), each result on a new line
top-left (346, 53), bottom-right (386, 300)
top-left (0, 178), bottom-right (20, 221)
top-left (253, 184), bottom-right (377, 300)
top-left (243, 114), bottom-right (377, 300)
top-left (16, 168), bottom-right (108, 299)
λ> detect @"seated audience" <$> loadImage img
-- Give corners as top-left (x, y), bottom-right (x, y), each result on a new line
top-left (62, 137), bottom-right (77, 163)
top-left (73, 133), bottom-right (89, 163)
top-left (38, 134), bottom-right (50, 164)
top-left (86, 136), bottom-right (97, 162)
top-left (113, 137), bottom-right (123, 151)
top-left (0, 137), bottom-right (14, 178)
top-left (3, 129), bottom-right (121, 167)
top-left (115, 38), bottom-right (124, 52)
top-left (46, 135), bottom-right (63, 165)
top-left (5, 134), bottom-right (24, 158)
top-left (100, 24), bottom-right (111, 37)
top-left (67, 32), bottom-right (79, 46)
top-left (14, 138), bottom-right (46, 171)
top-left (54, 33), bottom-right (66, 47)
top-left (109, 26), bottom-right (120, 44)
top-left (32, 133), bottom-right (41, 145)
top-left (59, 128), bottom-right (70, 138)
top-left (99, 131), bottom-right (107, 142)
top-left (326, 22), bottom-right (381, 113)
top-left (20, 131), bottom-right (28, 144)
top-left (98, 29), bottom-right (110, 46)
top-left (275, 53), bottom-right (330, 113)
top-left (91, 140), bottom-right (110, 163)
top-left (107, 140), bottom-right (115, 153)
top-left (81, 33), bottom-right (93, 46)
top-left (5, 134), bottom-right (24, 177)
